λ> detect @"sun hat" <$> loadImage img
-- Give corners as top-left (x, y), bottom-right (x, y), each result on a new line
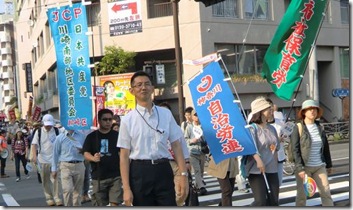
top-left (298, 99), bottom-right (323, 119)
top-left (42, 114), bottom-right (54, 126)
top-left (15, 128), bottom-right (23, 134)
top-left (191, 110), bottom-right (197, 117)
top-left (249, 97), bottom-right (272, 116)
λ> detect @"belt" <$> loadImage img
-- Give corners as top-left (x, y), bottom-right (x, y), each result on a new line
top-left (131, 158), bottom-right (169, 165)
top-left (66, 161), bottom-right (83, 164)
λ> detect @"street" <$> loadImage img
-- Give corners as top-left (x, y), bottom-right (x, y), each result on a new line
top-left (0, 141), bottom-right (349, 206)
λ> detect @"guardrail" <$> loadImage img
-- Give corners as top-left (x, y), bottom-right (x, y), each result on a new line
top-left (321, 121), bottom-right (349, 141)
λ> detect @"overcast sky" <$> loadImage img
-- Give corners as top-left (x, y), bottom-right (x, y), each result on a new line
top-left (0, 0), bottom-right (4, 14)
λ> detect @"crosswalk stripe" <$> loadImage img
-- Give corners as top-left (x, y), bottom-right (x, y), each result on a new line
top-left (199, 173), bottom-right (349, 206)
top-left (2, 194), bottom-right (20, 206)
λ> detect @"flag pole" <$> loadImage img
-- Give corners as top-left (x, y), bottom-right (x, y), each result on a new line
top-left (285, 0), bottom-right (329, 122)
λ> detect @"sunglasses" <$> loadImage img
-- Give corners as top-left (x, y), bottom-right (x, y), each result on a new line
top-left (101, 118), bottom-right (113, 122)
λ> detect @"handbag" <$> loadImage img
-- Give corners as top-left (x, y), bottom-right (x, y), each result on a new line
top-left (200, 137), bottom-right (210, 154)
top-left (185, 171), bottom-right (199, 206)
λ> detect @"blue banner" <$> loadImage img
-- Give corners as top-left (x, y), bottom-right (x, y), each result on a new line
top-left (188, 61), bottom-right (256, 164)
top-left (47, 3), bottom-right (92, 130)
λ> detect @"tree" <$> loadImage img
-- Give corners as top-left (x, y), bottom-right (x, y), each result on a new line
top-left (96, 46), bottom-right (136, 75)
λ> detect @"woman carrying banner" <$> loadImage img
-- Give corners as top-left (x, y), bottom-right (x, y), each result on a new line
top-left (246, 97), bottom-right (280, 206)
top-left (290, 99), bottom-right (333, 206)
top-left (207, 157), bottom-right (237, 206)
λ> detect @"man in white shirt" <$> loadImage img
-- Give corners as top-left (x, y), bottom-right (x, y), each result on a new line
top-left (31, 114), bottom-right (63, 206)
top-left (118, 71), bottom-right (187, 206)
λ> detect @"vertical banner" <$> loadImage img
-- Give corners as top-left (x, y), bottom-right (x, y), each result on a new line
top-left (27, 96), bottom-right (33, 120)
top-left (47, 3), bottom-right (93, 130)
top-left (24, 63), bottom-right (33, 92)
top-left (93, 85), bottom-right (105, 127)
top-left (261, 0), bottom-right (327, 101)
top-left (188, 61), bottom-right (256, 164)
top-left (32, 106), bottom-right (42, 122)
top-left (99, 73), bottom-right (135, 116)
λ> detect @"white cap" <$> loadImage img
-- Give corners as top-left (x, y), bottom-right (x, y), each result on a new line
top-left (42, 114), bottom-right (54, 126)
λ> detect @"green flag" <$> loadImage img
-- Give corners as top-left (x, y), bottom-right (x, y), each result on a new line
top-left (261, 0), bottom-right (327, 101)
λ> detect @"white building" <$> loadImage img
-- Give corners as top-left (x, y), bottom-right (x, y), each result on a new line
top-left (14, 0), bottom-right (349, 123)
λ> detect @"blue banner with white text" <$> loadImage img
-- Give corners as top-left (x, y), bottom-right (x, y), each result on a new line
top-left (188, 61), bottom-right (256, 164)
top-left (47, 3), bottom-right (92, 130)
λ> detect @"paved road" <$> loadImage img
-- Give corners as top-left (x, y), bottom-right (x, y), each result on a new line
top-left (0, 141), bottom-right (349, 206)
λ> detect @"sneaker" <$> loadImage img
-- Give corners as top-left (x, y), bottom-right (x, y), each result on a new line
top-left (47, 200), bottom-right (55, 206)
top-left (26, 174), bottom-right (30, 179)
top-left (16, 177), bottom-right (20, 182)
top-left (239, 188), bottom-right (250, 193)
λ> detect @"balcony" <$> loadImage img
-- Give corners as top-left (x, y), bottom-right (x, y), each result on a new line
top-left (3, 83), bottom-right (14, 91)
top-left (1, 71), bottom-right (14, 79)
top-left (4, 95), bottom-right (11, 103)
top-left (0, 33), bottom-right (10, 42)
top-left (1, 59), bottom-right (13, 67)
top-left (1, 47), bottom-right (12, 54)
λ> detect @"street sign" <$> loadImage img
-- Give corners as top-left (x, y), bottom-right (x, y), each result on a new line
top-left (332, 88), bottom-right (349, 99)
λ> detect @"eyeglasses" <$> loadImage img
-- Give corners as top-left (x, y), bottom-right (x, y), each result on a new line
top-left (101, 118), bottom-right (113, 122)
top-left (132, 82), bottom-right (152, 89)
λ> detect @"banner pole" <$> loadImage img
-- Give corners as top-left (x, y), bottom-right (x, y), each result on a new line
top-left (285, 0), bottom-right (329, 122)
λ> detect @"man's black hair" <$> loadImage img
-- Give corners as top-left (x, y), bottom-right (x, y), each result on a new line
top-left (184, 106), bottom-right (194, 114)
top-left (98, 109), bottom-right (114, 120)
top-left (130, 71), bottom-right (152, 86)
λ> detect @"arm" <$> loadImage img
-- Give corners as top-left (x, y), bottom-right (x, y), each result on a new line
top-left (171, 139), bottom-right (188, 199)
top-left (120, 148), bottom-right (133, 206)
top-left (30, 131), bottom-right (39, 164)
top-left (291, 124), bottom-right (305, 179)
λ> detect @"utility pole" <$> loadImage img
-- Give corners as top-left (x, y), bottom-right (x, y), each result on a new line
top-left (172, 0), bottom-right (184, 124)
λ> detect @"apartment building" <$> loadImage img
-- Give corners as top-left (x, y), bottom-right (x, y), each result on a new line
top-left (0, 0), bottom-right (17, 117)
top-left (15, 0), bottom-right (349, 123)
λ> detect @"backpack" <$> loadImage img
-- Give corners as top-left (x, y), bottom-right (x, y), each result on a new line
top-left (0, 137), bottom-right (7, 149)
top-left (287, 123), bottom-right (303, 163)
top-left (36, 127), bottom-right (59, 153)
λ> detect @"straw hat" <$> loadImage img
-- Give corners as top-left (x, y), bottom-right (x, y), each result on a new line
top-left (298, 99), bottom-right (323, 119)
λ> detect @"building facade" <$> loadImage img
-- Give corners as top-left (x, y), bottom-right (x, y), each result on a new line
top-left (15, 0), bottom-right (349, 123)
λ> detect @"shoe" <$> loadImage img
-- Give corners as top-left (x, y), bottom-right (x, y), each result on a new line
top-left (1, 174), bottom-right (9, 178)
top-left (239, 188), bottom-right (250, 193)
top-left (55, 201), bottom-right (64, 206)
top-left (198, 187), bottom-right (207, 196)
top-left (16, 177), bottom-right (20, 182)
top-left (26, 174), bottom-right (30, 179)
top-left (81, 195), bottom-right (91, 204)
top-left (47, 200), bottom-right (55, 206)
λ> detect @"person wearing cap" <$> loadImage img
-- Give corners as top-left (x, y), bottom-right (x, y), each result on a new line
top-left (11, 129), bottom-right (30, 182)
top-left (118, 71), bottom-right (187, 206)
top-left (30, 114), bottom-right (63, 206)
top-left (290, 99), bottom-right (333, 206)
top-left (0, 129), bottom-right (9, 178)
top-left (51, 129), bottom-right (85, 206)
top-left (246, 97), bottom-right (280, 206)
top-left (184, 110), bottom-right (207, 196)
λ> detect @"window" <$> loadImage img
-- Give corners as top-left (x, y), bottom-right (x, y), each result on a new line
top-left (87, 2), bottom-right (101, 26)
top-left (212, 0), bottom-right (239, 18)
top-left (147, 0), bottom-right (172, 18)
top-left (215, 43), bottom-right (268, 75)
top-left (340, 48), bottom-right (349, 78)
top-left (244, 0), bottom-right (269, 20)
top-left (340, 0), bottom-right (349, 24)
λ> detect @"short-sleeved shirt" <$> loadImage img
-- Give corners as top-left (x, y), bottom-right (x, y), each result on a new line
top-left (31, 127), bottom-right (58, 164)
top-left (117, 104), bottom-right (184, 160)
top-left (82, 130), bottom-right (120, 180)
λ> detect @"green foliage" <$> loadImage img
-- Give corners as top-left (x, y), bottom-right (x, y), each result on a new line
top-left (97, 46), bottom-right (136, 75)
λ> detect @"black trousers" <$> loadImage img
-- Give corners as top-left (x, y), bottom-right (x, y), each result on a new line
top-left (0, 157), bottom-right (6, 175)
top-left (14, 154), bottom-right (28, 178)
top-left (217, 172), bottom-right (235, 206)
top-left (130, 161), bottom-right (176, 206)
top-left (248, 173), bottom-right (279, 206)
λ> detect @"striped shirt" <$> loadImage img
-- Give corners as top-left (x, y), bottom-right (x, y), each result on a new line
top-left (306, 124), bottom-right (323, 167)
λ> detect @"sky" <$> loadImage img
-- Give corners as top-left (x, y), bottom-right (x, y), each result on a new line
top-left (0, 0), bottom-right (4, 14)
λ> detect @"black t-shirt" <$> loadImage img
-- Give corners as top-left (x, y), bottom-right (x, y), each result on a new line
top-left (82, 130), bottom-right (120, 180)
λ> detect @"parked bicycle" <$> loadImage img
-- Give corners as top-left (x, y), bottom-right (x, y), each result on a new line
top-left (282, 139), bottom-right (295, 176)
